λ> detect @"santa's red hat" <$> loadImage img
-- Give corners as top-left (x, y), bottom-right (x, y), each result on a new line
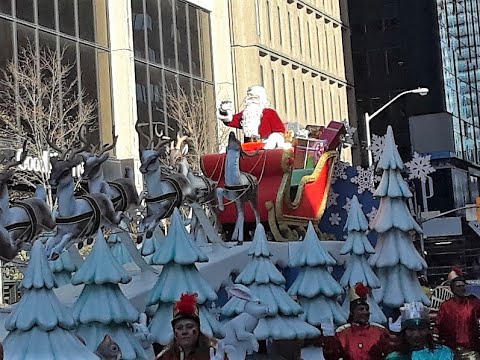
top-left (172, 293), bottom-right (200, 326)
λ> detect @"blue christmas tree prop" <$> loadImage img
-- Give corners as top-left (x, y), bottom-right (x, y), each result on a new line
top-left (72, 231), bottom-right (147, 360)
top-left (222, 224), bottom-right (320, 340)
top-left (3, 240), bottom-right (98, 360)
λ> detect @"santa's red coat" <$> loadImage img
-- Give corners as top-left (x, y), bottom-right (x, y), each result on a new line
top-left (436, 295), bottom-right (480, 351)
top-left (224, 108), bottom-right (285, 138)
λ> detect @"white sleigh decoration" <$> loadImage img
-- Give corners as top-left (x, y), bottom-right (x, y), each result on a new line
top-left (215, 284), bottom-right (269, 360)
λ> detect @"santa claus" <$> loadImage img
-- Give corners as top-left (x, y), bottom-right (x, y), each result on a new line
top-left (216, 85), bottom-right (286, 149)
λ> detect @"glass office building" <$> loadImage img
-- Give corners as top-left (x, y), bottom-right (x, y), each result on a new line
top-left (0, 0), bottom-right (112, 144)
top-left (131, 0), bottom-right (214, 149)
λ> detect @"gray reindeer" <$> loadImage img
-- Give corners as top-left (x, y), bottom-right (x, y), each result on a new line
top-left (136, 125), bottom-right (195, 241)
top-left (0, 142), bottom-right (56, 261)
top-left (81, 136), bottom-right (140, 215)
top-left (45, 135), bottom-right (122, 260)
top-left (216, 132), bottom-right (260, 244)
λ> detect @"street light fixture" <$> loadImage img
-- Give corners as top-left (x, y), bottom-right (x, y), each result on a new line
top-left (365, 87), bottom-right (429, 166)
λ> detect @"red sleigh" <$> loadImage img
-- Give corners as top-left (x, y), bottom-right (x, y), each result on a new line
top-left (200, 121), bottom-right (344, 241)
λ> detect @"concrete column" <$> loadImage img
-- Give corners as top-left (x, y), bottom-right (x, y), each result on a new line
top-left (107, 0), bottom-right (142, 191)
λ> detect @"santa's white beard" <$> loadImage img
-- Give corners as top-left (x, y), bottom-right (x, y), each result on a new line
top-left (241, 103), bottom-right (264, 138)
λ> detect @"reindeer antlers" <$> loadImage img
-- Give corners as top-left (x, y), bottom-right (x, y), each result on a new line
top-left (3, 140), bottom-right (28, 171)
top-left (47, 124), bottom-right (90, 160)
top-left (171, 133), bottom-right (188, 150)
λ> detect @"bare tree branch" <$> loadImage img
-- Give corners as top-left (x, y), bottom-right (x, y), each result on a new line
top-left (0, 41), bottom-right (97, 207)
top-left (165, 86), bottom-right (227, 171)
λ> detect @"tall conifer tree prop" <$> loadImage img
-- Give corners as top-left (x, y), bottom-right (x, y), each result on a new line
top-left (4, 240), bottom-right (98, 360)
top-left (146, 208), bottom-right (223, 345)
top-left (368, 126), bottom-right (429, 308)
top-left (340, 195), bottom-right (386, 324)
top-left (223, 224), bottom-right (320, 340)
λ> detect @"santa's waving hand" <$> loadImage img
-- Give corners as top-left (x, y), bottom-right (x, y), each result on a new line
top-left (217, 85), bottom-right (286, 149)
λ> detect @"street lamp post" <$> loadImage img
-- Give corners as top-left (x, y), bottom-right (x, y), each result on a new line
top-left (365, 87), bottom-right (429, 166)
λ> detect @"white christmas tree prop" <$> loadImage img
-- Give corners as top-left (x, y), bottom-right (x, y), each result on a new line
top-left (107, 232), bottom-right (133, 265)
top-left (72, 231), bottom-right (147, 360)
top-left (146, 208), bottom-right (223, 345)
top-left (141, 224), bottom-right (165, 265)
top-left (222, 224), bottom-right (320, 340)
top-left (288, 222), bottom-right (348, 327)
top-left (340, 195), bottom-right (386, 324)
top-left (3, 240), bottom-right (98, 360)
top-left (48, 249), bottom-right (78, 287)
top-left (368, 126), bottom-right (429, 308)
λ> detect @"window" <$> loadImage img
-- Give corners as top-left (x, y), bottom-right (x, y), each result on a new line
top-left (307, 22), bottom-right (312, 59)
top-left (78, 0), bottom-right (95, 42)
top-left (37, 0), bottom-right (56, 30)
top-left (352, 52), bottom-right (368, 79)
top-left (0, 0), bottom-right (11, 15)
top-left (316, 25), bottom-right (321, 61)
top-left (161, 0), bottom-right (176, 69)
top-left (312, 85), bottom-right (317, 123)
top-left (176, 1), bottom-right (190, 73)
top-left (146, 0), bottom-right (161, 64)
top-left (266, 0), bottom-right (272, 41)
top-left (282, 73), bottom-right (288, 114)
top-left (298, 16), bottom-right (302, 53)
top-left (288, 12), bottom-right (293, 50)
top-left (384, 18), bottom-right (399, 31)
top-left (58, 0), bottom-right (76, 36)
top-left (351, 24), bottom-right (366, 35)
top-left (368, 19), bottom-right (384, 32)
top-left (189, 6), bottom-right (201, 77)
top-left (15, 0), bottom-right (34, 23)
top-left (303, 81), bottom-right (307, 120)
top-left (386, 47), bottom-right (402, 75)
top-left (293, 77), bottom-right (298, 117)
top-left (271, 69), bottom-right (276, 108)
top-left (277, 6), bottom-right (282, 45)
top-left (368, 50), bottom-right (387, 77)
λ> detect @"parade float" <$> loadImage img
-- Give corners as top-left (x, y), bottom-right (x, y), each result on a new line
top-left (0, 84), bottom-right (441, 359)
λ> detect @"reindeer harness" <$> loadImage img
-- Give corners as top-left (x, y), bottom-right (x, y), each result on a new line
top-left (224, 173), bottom-right (257, 193)
top-left (55, 195), bottom-right (102, 236)
top-left (108, 181), bottom-right (128, 211)
top-left (5, 201), bottom-right (38, 242)
top-left (144, 176), bottom-right (184, 218)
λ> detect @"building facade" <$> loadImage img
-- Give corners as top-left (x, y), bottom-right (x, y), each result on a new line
top-left (216, 0), bottom-right (357, 161)
top-left (348, 0), bottom-right (480, 281)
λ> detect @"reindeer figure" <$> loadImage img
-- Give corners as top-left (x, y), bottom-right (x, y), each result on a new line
top-left (45, 135), bottom-right (122, 259)
top-left (216, 132), bottom-right (260, 244)
top-left (167, 133), bottom-right (217, 205)
top-left (0, 142), bottom-right (56, 261)
top-left (137, 125), bottom-right (196, 240)
top-left (81, 136), bottom-right (140, 214)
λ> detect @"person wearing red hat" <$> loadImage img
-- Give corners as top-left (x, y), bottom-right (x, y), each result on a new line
top-left (319, 283), bottom-right (399, 360)
top-left (436, 267), bottom-right (480, 359)
top-left (156, 293), bottom-right (225, 360)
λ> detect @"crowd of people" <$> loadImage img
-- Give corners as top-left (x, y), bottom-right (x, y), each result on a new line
top-left (156, 267), bottom-right (480, 360)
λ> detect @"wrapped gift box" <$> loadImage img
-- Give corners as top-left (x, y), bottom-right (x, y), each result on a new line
top-left (293, 137), bottom-right (327, 169)
top-left (321, 121), bottom-right (346, 151)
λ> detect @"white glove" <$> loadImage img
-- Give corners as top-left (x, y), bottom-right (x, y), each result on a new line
top-left (388, 316), bottom-right (402, 333)
top-left (217, 101), bottom-right (234, 122)
top-left (321, 319), bottom-right (335, 337)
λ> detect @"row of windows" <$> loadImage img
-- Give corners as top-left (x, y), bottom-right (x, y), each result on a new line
top-left (257, 0), bottom-right (345, 78)
top-left (0, 0), bottom-right (108, 47)
top-left (134, 62), bottom-right (215, 148)
top-left (0, 16), bottom-right (112, 145)
top-left (289, 0), bottom-right (341, 20)
top-left (259, 54), bottom-right (348, 125)
top-left (351, 18), bottom-right (399, 35)
top-left (132, 0), bottom-right (213, 82)
top-left (352, 47), bottom-right (403, 81)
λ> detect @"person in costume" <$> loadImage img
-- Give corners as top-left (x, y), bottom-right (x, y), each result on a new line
top-left (156, 293), bottom-right (224, 360)
top-left (436, 267), bottom-right (480, 359)
top-left (386, 302), bottom-right (455, 360)
top-left (319, 283), bottom-right (398, 360)
top-left (216, 85), bottom-right (286, 149)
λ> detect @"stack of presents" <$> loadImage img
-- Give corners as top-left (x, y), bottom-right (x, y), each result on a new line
top-left (292, 121), bottom-right (346, 170)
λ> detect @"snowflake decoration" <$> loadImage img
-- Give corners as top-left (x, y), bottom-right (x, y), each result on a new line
top-left (331, 161), bottom-right (349, 184)
top-left (367, 206), bottom-right (378, 224)
top-left (327, 191), bottom-right (339, 208)
top-left (405, 152), bottom-right (436, 182)
top-left (368, 134), bottom-right (386, 163)
top-left (350, 166), bottom-right (381, 194)
top-left (329, 212), bottom-right (342, 226)
top-left (342, 119), bottom-right (357, 146)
